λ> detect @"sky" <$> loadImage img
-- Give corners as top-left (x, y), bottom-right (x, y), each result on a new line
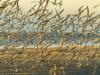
top-left (19, 0), bottom-right (100, 15)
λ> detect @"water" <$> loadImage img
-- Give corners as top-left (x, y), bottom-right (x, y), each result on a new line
top-left (0, 60), bottom-right (100, 75)
top-left (1, 32), bottom-right (100, 47)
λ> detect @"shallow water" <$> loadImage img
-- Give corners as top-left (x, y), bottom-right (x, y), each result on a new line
top-left (0, 60), bottom-right (100, 75)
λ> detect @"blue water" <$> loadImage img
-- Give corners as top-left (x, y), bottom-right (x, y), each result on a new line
top-left (1, 33), bottom-right (100, 46)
